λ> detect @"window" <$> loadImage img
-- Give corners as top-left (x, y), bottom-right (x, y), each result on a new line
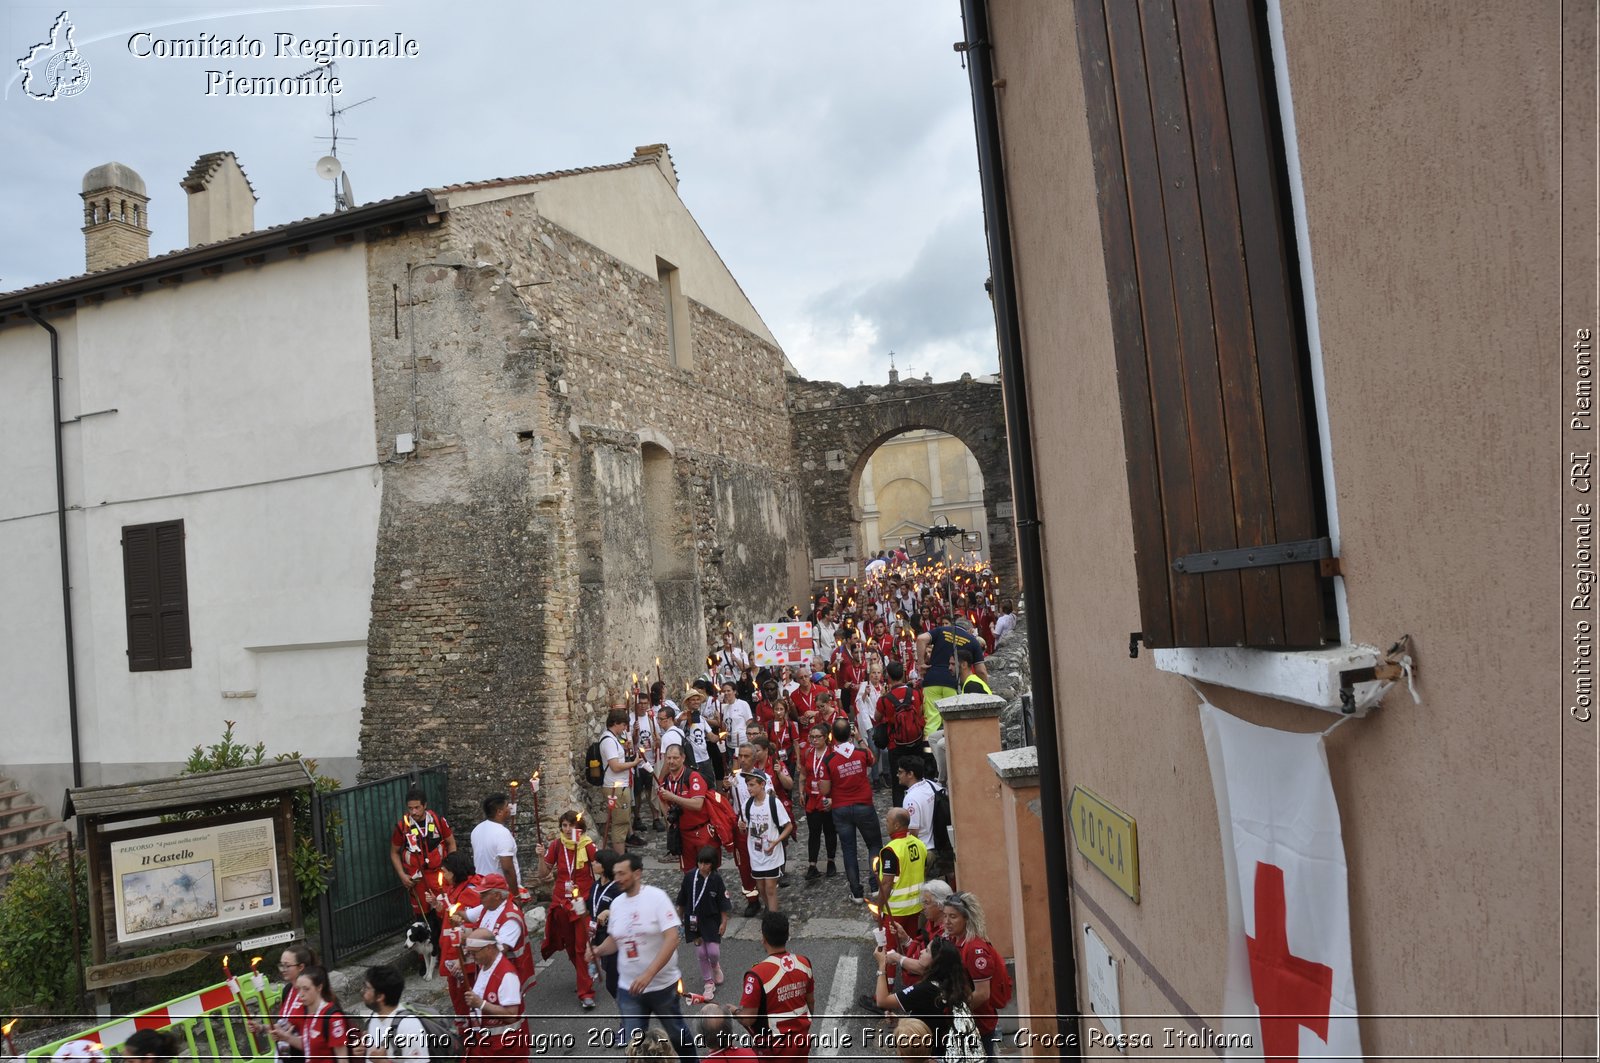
top-left (1075, 0), bottom-right (1335, 650)
top-left (122, 519), bottom-right (192, 670)
top-left (656, 256), bottom-right (692, 370)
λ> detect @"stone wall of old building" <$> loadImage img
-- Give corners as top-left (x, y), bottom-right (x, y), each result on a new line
top-left (358, 192), bottom-right (810, 830)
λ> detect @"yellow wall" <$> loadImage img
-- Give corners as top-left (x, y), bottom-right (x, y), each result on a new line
top-left (858, 429), bottom-right (987, 557)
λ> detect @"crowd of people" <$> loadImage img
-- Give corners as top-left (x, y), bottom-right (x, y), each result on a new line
top-left (231, 557), bottom-right (1016, 1063)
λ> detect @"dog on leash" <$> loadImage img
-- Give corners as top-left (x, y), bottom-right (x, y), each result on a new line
top-left (403, 920), bottom-right (436, 980)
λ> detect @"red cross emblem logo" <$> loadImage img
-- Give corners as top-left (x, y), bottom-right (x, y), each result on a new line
top-left (1245, 861), bottom-right (1333, 1062)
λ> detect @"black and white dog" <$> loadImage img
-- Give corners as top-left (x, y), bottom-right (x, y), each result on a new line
top-left (403, 921), bottom-right (436, 980)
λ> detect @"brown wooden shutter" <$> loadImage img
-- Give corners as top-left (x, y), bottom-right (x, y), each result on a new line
top-left (123, 519), bottom-right (191, 670)
top-left (123, 524), bottom-right (159, 671)
top-left (1075, 0), bottom-right (1334, 650)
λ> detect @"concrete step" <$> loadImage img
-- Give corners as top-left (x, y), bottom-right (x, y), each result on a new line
top-left (0, 802), bottom-right (49, 829)
top-left (0, 815), bottom-right (65, 847)
top-left (0, 832), bottom-right (70, 882)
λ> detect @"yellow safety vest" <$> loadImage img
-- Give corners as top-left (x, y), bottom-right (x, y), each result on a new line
top-left (885, 833), bottom-right (928, 917)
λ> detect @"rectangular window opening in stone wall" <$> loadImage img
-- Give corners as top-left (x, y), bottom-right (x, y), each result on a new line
top-left (656, 255), bottom-right (693, 370)
top-left (122, 518), bottom-right (193, 671)
top-left (641, 443), bottom-right (692, 580)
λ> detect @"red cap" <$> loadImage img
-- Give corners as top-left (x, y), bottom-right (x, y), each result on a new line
top-left (476, 873), bottom-right (509, 893)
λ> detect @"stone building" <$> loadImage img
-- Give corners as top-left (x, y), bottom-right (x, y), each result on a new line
top-left (0, 145), bottom-right (812, 828)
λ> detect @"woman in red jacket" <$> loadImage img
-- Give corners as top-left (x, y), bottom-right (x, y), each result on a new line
top-left (433, 850), bottom-right (483, 1031)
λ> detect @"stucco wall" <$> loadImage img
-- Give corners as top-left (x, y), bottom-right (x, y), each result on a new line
top-left (989, 0), bottom-right (1583, 1056)
top-left (0, 247), bottom-right (381, 806)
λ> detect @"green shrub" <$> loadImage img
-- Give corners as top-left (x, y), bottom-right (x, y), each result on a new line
top-left (173, 720), bottom-right (343, 901)
top-left (0, 846), bottom-right (89, 1020)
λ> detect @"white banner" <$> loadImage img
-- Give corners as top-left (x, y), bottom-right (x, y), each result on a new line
top-left (1200, 703), bottom-right (1363, 1062)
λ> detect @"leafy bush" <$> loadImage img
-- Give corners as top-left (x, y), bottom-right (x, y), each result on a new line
top-left (175, 720), bottom-right (343, 901)
top-left (0, 846), bottom-right (88, 1021)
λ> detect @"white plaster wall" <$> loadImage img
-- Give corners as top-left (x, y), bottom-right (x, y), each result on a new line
top-left (447, 165), bottom-right (780, 346)
top-left (0, 246), bottom-right (380, 799)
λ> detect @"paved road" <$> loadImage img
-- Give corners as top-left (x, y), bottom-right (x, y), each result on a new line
top-left (395, 793), bottom-right (1021, 1059)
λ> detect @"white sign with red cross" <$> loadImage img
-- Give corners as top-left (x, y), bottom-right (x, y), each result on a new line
top-left (1201, 703), bottom-right (1363, 1062)
top-left (752, 622), bottom-right (815, 666)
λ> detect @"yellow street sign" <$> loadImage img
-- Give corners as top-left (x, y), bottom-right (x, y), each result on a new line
top-left (1069, 786), bottom-right (1140, 902)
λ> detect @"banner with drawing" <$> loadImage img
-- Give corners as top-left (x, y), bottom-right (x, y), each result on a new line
top-left (109, 818), bottom-right (281, 944)
top-left (753, 621), bottom-right (815, 666)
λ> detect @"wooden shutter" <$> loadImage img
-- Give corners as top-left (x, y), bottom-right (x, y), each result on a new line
top-left (123, 519), bottom-right (191, 670)
top-left (1075, 0), bottom-right (1333, 650)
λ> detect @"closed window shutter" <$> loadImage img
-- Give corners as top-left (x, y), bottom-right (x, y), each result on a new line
top-left (123, 525), bottom-right (159, 671)
top-left (154, 521), bottom-right (192, 669)
top-left (1074, 0), bottom-right (1333, 649)
top-left (123, 519), bottom-right (191, 670)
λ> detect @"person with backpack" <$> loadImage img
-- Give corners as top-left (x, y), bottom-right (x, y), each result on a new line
top-left (658, 745), bottom-right (714, 872)
top-left (869, 938), bottom-right (982, 1063)
top-left (876, 660), bottom-right (929, 805)
top-left (940, 892), bottom-right (1010, 1061)
top-left (736, 911), bottom-right (815, 1061)
top-left (740, 771), bottom-right (793, 913)
top-left (289, 965), bottom-right (351, 1063)
top-left (357, 964), bottom-right (428, 1062)
top-left (896, 754), bottom-right (952, 869)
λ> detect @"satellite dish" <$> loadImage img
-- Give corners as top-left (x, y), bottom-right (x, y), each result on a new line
top-left (340, 171), bottom-right (355, 209)
top-left (315, 155), bottom-right (342, 180)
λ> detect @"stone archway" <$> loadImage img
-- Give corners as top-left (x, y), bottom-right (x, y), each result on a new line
top-left (787, 376), bottom-right (1017, 590)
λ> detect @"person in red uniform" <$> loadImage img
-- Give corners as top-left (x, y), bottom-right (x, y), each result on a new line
top-left (388, 785), bottom-right (456, 962)
top-left (540, 809), bottom-right (598, 1009)
top-left (431, 851), bottom-right (482, 1032)
top-left (831, 634), bottom-right (868, 720)
top-left (787, 672), bottom-right (818, 729)
top-left (475, 873), bottom-right (536, 996)
top-left (764, 700), bottom-right (801, 781)
top-left (248, 943), bottom-right (315, 1060)
top-left (737, 912), bottom-right (815, 1061)
top-left (462, 929), bottom-right (528, 1062)
top-left (289, 965), bottom-right (350, 1063)
top-left (941, 892), bottom-right (1004, 1061)
top-left (657, 744), bottom-right (712, 872)
top-left (796, 725), bottom-right (837, 882)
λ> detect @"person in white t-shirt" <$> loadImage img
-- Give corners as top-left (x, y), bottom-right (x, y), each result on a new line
top-left (599, 708), bottom-right (642, 853)
top-left (898, 755), bottom-right (938, 846)
top-left (357, 964), bottom-right (428, 1062)
top-left (469, 794), bottom-right (521, 894)
top-left (993, 598), bottom-right (1017, 644)
top-left (740, 771), bottom-right (793, 913)
top-left (718, 684), bottom-right (753, 750)
top-left (588, 853), bottom-right (698, 1061)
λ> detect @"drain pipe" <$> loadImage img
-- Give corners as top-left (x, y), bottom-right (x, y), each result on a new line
top-left (959, 0), bottom-right (1083, 1052)
top-left (23, 304), bottom-right (84, 790)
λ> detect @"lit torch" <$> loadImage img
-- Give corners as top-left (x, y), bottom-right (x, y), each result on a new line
top-left (506, 778), bottom-right (520, 819)
top-left (676, 978), bottom-right (709, 1006)
top-left (655, 656), bottom-right (664, 684)
top-left (529, 770), bottom-right (543, 848)
top-left (222, 954), bottom-right (241, 1000)
top-left (4, 1019), bottom-right (19, 1061)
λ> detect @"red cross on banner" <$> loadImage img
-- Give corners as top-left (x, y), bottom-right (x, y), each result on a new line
top-left (1246, 861), bottom-right (1333, 1061)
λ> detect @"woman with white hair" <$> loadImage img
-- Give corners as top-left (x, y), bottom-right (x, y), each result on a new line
top-left (885, 878), bottom-right (955, 981)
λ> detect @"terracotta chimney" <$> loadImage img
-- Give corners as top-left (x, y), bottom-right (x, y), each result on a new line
top-left (181, 152), bottom-right (257, 246)
top-left (633, 143), bottom-right (679, 191)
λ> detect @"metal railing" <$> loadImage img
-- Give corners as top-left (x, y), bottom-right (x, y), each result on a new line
top-left (312, 764), bottom-right (447, 966)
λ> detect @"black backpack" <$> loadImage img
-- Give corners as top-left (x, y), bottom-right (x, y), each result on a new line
top-left (584, 736), bottom-right (606, 786)
top-left (930, 782), bottom-right (954, 854)
top-left (383, 1005), bottom-right (463, 1063)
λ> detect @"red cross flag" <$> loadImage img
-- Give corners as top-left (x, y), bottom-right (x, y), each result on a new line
top-left (753, 622), bottom-right (815, 667)
top-left (1200, 703), bottom-right (1363, 1061)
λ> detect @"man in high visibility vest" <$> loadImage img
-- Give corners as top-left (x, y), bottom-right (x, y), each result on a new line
top-left (957, 647), bottom-right (993, 697)
top-left (875, 808), bottom-right (927, 942)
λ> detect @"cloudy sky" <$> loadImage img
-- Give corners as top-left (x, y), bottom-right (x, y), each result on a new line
top-left (1, 1), bottom-right (999, 385)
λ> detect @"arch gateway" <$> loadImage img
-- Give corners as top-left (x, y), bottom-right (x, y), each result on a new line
top-left (787, 376), bottom-right (1017, 591)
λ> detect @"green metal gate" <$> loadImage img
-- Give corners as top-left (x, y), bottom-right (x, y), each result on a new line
top-left (312, 764), bottom-right (447, 965)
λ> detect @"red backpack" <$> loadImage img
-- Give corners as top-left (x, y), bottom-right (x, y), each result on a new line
top-left (703, 788), bottom-right (740, 853)
top-left (885, 686), bottom-right (924, 746)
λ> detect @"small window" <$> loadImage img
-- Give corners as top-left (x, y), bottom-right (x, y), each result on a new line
top-left (656, 256), bottom-right (692, 370)
top-left (122, 519), bottom-right (192, 671)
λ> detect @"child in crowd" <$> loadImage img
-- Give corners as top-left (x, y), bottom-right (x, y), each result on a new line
top-left (676, 844), bottom-right (732, 1000)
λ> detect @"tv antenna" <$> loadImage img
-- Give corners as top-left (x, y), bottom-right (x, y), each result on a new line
top-left (310, 64), bottom-right (374, 212)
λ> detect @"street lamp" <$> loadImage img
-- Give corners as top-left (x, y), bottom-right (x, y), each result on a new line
top-left (922, 519), bottom-right (966, 604)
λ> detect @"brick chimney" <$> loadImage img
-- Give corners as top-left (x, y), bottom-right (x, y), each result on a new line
top-left (81, 162), bottom-right (150, 272)
top-left (181, 152), bottom-right (257, 246)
